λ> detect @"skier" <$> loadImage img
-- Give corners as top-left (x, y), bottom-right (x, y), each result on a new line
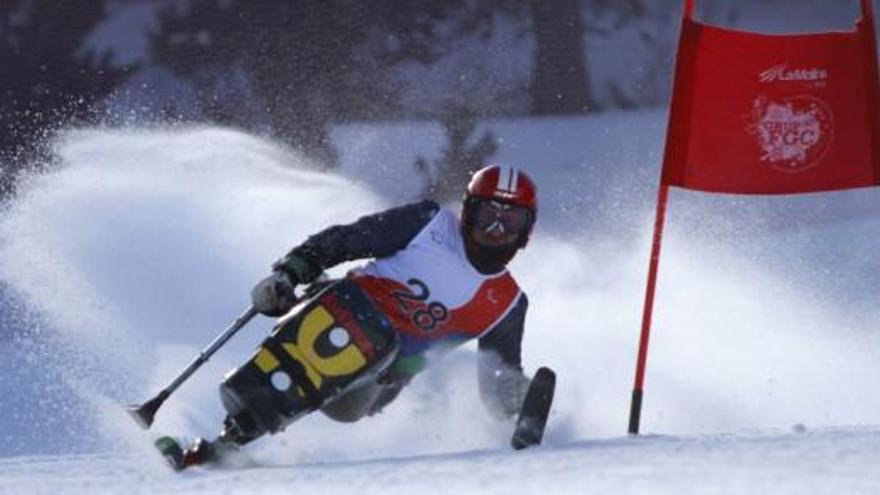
top-left (161, 164), bottom-right (551, 468)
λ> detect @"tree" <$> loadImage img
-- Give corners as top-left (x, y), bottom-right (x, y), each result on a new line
top-left (0, 0), bottom-right (132, 197)
top-left (151, 0), bottom-right (518, 167)
top-left (531, 0), bottom-right (594, 114)
top-left (416, 104), bottom-right (497, 202)
top-left (152, 0), bottom-right (436, 166)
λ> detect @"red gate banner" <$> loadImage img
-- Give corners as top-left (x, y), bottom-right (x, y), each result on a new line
top-left (629, 0), bottom-right (880, 436)
top-left (662, 0), bottom-right (880, 193)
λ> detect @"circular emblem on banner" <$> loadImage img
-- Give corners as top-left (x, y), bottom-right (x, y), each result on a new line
top-left (746, 95), bottom-right (834, 173)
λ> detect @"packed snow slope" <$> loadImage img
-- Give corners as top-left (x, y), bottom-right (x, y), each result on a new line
top-left (0, 112), bottom-right (879, 493)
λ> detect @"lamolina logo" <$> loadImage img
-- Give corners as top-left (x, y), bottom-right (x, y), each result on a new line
top-left (759, 64), bottom-right (829, 83)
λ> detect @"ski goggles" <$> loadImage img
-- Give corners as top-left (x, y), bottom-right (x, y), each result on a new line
top-left (471, 199), bottom-right (533, 238)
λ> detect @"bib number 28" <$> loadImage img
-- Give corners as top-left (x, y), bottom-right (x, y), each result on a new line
top-left (391, 278), bottom-right (449, 332)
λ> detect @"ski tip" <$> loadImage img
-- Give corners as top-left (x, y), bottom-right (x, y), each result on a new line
top-left (535, 366), bottom-right (556, 383)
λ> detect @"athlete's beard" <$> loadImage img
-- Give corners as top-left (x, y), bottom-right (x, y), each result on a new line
top-left (463, 234), bottom-right (519, 274)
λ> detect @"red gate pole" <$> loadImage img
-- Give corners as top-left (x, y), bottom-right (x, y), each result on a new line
top-left (860, 0), bottom-right (880, 177)
top-left (627, 0), bottom-right (693, 436)
top-left (862, 0), bottom-right (875, 23)
top-left (628, 184), bottom-right (671, 435)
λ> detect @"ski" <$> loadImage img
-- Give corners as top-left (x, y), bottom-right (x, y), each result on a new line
top-left (511, 366), bottom-right (556, 450)
top-left (154, 436), bottom-right (227, 471)
top-left (154, 436), bottom-right (187, 471)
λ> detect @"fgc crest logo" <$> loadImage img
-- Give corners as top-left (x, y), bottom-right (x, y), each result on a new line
top-left (746, 95), bottom-right (835, 173)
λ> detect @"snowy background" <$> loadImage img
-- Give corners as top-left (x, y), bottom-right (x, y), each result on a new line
top-left (2, 0), bottom-right (880, 493)
top-left (0, 114), bottom-right (879, 493)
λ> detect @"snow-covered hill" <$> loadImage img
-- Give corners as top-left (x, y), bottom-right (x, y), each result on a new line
top-left (0, 112), bottom-right (878, 493)
top-left (3, 426), bottom-right (880, 495)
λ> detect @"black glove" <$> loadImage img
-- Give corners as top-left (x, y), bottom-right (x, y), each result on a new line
top-left (272, 251), bottom-right (322, 285)
top-left (251, 271), bottom-right (298, 317)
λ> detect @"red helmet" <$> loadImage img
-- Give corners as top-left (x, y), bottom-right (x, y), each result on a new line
top-left (462, 165), bottom-right (537, 253)
top-left (465, 164), bottom-right (537, 211)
